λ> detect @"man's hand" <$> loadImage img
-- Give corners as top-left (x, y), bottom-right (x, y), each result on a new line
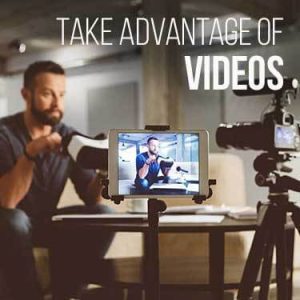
top-left (146, 154), bottom-right (157, 165)
top-left (26, 132), bottom-right (62, 157)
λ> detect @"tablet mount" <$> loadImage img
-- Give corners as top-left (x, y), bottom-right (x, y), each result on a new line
top-left (101, 125), bottom-right (216, 300)
top-left (102, 125), bottom-right (215, 205)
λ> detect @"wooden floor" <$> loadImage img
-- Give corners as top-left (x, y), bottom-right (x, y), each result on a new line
top-left (120, 267), bottom-right (300, 300)
top-left (155, 268), bottom-right (300, 300)
top-left (44, 268), bottom-right (300, 299)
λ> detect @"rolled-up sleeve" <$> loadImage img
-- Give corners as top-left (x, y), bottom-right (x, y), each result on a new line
top-left (0, 132), bottom-right (15, 177)
top-left (136, 154), bottom-right (146, 172)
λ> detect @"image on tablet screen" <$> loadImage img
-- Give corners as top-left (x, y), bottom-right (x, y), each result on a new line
top-left (118, 132), bottom-right (199, 195)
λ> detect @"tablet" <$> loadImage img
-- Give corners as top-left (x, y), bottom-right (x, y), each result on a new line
top-left (108, 129), bottom-right (209, 198)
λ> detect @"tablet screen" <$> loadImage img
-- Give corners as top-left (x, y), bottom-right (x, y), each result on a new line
top-left (117, 132), bottom-right (200, 196)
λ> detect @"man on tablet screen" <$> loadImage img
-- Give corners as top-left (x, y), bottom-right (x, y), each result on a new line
top-left (135, 137), bottom-right (174, 192)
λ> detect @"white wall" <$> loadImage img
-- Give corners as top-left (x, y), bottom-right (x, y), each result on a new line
top-left (64, 59), bottom-right (143, 133)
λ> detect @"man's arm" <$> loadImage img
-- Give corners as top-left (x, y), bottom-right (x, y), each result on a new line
top-left (161, 167), bottom-right (171, 177)
top-left (0, 155), bottom-right (34, 208)
top-left (157, 157), bottom-right (174, 177)
top-left (137, 154), bottom-right (156, 179)
top-left (0, 133), bottom-right (62, 209)
top-left (138, 163), bottom-right (150, 179)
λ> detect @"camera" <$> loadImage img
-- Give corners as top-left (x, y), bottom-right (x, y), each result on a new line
top-left (216, 77), bottom-right (299, 152)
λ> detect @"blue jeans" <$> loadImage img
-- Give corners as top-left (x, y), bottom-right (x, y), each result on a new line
top-left (135, 176), bottom-right (170, 193)
top-left (135, 178), bottom-right (152, 192)
top-left (0, 204), bottom-right (114, 300)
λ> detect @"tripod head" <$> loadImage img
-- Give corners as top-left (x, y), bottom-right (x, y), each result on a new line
top-left (254, 152), bottom-right (300, 200)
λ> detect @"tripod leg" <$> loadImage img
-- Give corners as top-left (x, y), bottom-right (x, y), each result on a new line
top-left (285, 228), bottom-right (295, 300)
top-left (274, 210), bottom-right (288, 300)
top-left (290, 203), bottom-right (300, 236)
top-left (258, 232), bottom-right (274, 300)
top-left (237, 205), bottom-right (271, 300)
top-left (288, 203), bottom-right (300, 299)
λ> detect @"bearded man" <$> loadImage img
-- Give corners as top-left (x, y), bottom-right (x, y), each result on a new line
top-left (0, 61), bottom-right (113, 300)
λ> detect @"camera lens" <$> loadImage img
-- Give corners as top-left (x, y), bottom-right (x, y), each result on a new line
top-left (216, 122), bottom-right (271, 150)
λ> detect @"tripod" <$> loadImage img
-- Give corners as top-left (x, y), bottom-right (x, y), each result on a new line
top-left (237, 173), bottom-right (300, 300)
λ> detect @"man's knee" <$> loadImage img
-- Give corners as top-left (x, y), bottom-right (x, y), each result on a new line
top-left (162, 176), bottom-right (170, 183)
top-left (0, 208), bottom-right (31, 237)
top-left (135, 178), bottom-right (150, 191)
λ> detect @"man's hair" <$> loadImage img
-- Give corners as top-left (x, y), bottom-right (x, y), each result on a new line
top-left (147, 136), bottom-right (158, 144)
top-left (24, 61), bottom-right (65, 89)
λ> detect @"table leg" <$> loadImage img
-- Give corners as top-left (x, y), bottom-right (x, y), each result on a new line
top-left (48, 244), bottom-right (70, 300)
top-left (209, 231), bottom-right (225, 300)
top-left (48, 228), bottom-right (87, 300)
top-left (126, 287), bottom-right (143, 300)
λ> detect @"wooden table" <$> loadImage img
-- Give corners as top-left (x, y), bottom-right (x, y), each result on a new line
top-left (49, 215), bottom-right (295, 300)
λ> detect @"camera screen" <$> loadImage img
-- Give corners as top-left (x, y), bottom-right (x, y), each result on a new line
top-left (117, 132), bottom-right (200, 195)
top-left (274, 125), bottom-right (298, 150)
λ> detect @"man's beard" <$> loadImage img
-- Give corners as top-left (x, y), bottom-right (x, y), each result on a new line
top-left (31, 97), bottom-right (63, 126)
top-left (149, 149), bottom-right (158, 156)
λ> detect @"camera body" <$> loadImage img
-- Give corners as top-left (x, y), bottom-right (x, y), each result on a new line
top-left (216, 77), bottom-right (299, 152)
